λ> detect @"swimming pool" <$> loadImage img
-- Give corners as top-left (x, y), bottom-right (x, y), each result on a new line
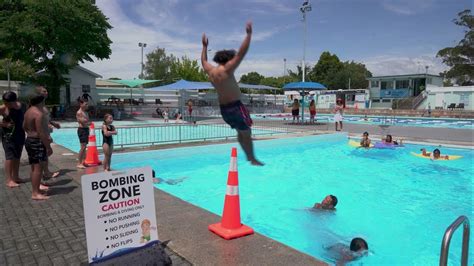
top-left (253, 113), bottom-right (474, 129)
top-left (58, 119), bottom-right (164, 128)
top-left (110, 134), bottom-right (473, 265)
top-left (52, 123), bottom-right (283, 152)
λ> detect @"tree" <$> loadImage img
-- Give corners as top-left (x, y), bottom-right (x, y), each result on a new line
top-left (287, 65), bottom-right (311, 82)
top-left (0, 1), bottom-right (112, 104)
top-left (330, 61), bottom-right (372, 90)
top-left (437, 9), bottom-right (474, 85)
top-left (143, 47), bottom-right (176, 84)
top-left (169, 56), bottom-right (207, 81)
top-left (0, 59), bottom-right (34, 81)
top-left (309, 51), bottom-right (344, 89)
top-left (239, 72), bottom-right (264, 84)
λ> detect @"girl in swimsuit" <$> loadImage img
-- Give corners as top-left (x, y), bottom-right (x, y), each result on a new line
top-left (102, 114), bottom-right (117, 171)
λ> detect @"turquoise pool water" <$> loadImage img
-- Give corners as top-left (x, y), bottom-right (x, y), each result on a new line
top-left (110, 134), bottom-right (473, 265)
top-left (253, 113), bottom-right (474, 129)
top-left (52, 124), bottom-right (281, 152)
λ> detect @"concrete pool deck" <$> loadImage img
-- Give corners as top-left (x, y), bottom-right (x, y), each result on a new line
top-left (0, 141), bottom-right (325, 265)
top-left (0, 121), bottom-right (472, 265)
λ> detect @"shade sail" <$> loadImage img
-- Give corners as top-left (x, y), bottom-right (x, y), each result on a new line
top-left (238, 83), bottom-right (280, 90)
top-left (106, 79), bottom-right (161, 88)
top-left (283, 82), bottom-right (326, 90)
top-left (146, 79), bottom-right (214, 91)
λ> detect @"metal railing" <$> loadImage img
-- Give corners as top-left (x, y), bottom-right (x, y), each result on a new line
top-left (439, 215), bottom-right (470, 266)
top-left (92, 119), bottom-right (315, 149)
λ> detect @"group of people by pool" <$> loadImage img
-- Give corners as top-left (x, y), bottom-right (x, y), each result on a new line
top-left (358, 132), bottom-right (450, 160)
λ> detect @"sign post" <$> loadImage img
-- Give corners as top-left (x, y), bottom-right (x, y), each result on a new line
top-left (81, 167), bottom-right (158, 263)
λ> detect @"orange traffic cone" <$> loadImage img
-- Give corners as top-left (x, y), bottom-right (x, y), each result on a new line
top-left (84, 122), bottom-right (102, 167)
top-left (208, 147), bottom-right (254, 240)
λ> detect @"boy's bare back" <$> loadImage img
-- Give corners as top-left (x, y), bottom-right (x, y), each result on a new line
top-left (201, 22), bottom-right (252, 105)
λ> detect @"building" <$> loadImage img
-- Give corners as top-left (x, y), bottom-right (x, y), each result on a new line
top-left (17, 65), bottom-right (102, 106)
top-left (420, 84), bottom-right (474, 111)
top-left (367, 74), bottom-right (443, 108)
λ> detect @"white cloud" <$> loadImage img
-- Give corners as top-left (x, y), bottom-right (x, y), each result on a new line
top-left (381, 0), bottom-right (435, 15)
top-left (362, 55), bottom-right (448, 76)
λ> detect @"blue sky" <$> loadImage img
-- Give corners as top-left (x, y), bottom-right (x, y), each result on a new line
top-left (83, 0), bottom-right (473, 80)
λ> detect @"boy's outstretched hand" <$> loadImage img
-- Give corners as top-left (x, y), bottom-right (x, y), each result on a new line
top-left (202, 33), bottom-right (208, 47)
top-left (246, 21), bottom-right (252, 34)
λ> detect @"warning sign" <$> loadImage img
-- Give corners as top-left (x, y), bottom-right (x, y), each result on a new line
top-left (81, 167), bottom-right (158, 263)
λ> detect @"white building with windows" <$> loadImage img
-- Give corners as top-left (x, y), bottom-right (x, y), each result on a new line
top-left (367, 74), bottom-right (443, 108)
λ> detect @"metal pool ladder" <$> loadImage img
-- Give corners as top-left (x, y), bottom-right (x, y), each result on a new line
top-left (439, 215), bottom-right (470, 266)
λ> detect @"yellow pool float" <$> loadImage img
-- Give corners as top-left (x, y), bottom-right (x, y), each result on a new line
top-left (348, 140), bottom-right (374, 148)
top-left (410, 152), bottom-right (462, 161)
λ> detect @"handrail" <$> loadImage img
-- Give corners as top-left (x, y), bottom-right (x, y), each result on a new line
top-left (439, 215), bottom-right (470, 266)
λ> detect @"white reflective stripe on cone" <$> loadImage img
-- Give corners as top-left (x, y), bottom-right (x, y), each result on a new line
top-left (90, 129), bottom-right (96, 136)
top-left (226, 185), bottom-right (239, 196)
top-left (229, 157), bottom-right (237, 172)
top-left (88, 141), bottom-right (96, 146)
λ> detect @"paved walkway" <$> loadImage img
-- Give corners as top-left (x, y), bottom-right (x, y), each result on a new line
top-left (0, 144), bottom-right (190, 265)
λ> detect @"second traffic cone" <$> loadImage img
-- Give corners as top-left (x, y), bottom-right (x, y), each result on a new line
top-left (208, 147), bottom-right (254, 240)
top-left (84, 122), bottom-right (102, 167)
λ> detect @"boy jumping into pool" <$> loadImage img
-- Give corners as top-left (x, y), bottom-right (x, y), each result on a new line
top-left (201, 21), bottom-right (263, 166)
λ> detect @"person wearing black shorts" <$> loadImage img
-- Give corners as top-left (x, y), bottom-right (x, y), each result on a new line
top-left (201, 21), bottom-right (263, 166)
top-left (24, 94), bottom-right (52, 200)
top-left (76, 98), bottom-right (90, 168)
top-left (0, 91), bottom-right (26, 188)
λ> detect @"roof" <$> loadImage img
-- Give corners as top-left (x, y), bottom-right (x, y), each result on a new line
top-left (367, 74), bottom-right (441, 80)
top-left (96, 80), bottom-right (127, 87)
top-left (283, 82), bottom-right (326, 90)
top-left (238, 83), bottom-right (280, 90)
top-left (75, 65), bottom-right (102, 78)
top-left (36, 65), bottom-right (102, 78)
top-left (106, 79), bottom-right (161, 88)
top-left (146, 79), bottom-right (214, 91)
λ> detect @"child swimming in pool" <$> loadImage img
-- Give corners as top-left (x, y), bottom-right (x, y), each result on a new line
top-left (325, 237), bottom-right (369, 264)
top-left (313, 195), bottom-right (338, 210)
top-left (421, 148), bottom-right (449, 160)
top-left (360, 131), bottom-right (371, 148)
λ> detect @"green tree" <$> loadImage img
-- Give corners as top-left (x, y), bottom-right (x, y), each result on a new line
top-left (437, 9), bottom-right (473, 85)
top-left (0, 59), bottom-right (35, 81)
top-left (143, 47), bottom-right (176, 84)
top-left (330, 61), bottom-right (372, 90)
top-left (169, 56), bottom-right (207, 81)
top-left (0, 0), bottom-right (112, 104)
top-left (239, 71), bottom-right (264, 84)
top-left (287, 65), bottom-right (311, 82)
top-left (309, 51), bottom-right (344, 89)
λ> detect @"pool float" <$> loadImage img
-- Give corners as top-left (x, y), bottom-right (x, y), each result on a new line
top-left (348, 140), bottom-right (374, 148)
top-left (373, 142), bottom-right (404, 149)
top-left (410, 152), bottom-right (462, 160)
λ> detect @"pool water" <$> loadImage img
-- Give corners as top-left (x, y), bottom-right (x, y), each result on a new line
top-left (253, 113), bottom-right (474, 129)
top-left (111, 134), bottom-right (473, 265)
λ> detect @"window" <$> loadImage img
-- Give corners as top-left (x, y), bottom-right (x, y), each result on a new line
top-left (370, 81), bottom-right (379, 88)
top-left (381, 81), bottom-right (393, 90)
top-left (382, 99), bottom-right (392, 103)
top-left (372, 99), bottom-right (380, 103)
top-left (82, 85), bottom-right (91, 93)
top-left (395, 80), bottom-right (409, 89)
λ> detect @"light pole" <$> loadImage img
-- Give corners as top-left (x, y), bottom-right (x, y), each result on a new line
top-left (138, 42), bottom-right (147, 79)
top-left (299, 0), bottom-right (311, 123)
top-left (300, 0), bottom-right (311, 82)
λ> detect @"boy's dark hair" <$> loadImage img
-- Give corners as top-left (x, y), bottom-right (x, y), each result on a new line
top-left (2, 91), bottom-right (17, 102)
top-left (350, 237), bottom-right (368, 252)
top-left (363, 131), bottom-right (369, 136)
top-left (77, 97), bottom-right (86, 104)
top-left (213, 49), bottom-right (236, 64)
top-left (329, 195), bottom-right (338, 207)
top-left (29, 95), bottom-right (45, 106)
top-left (433, 148), bottom-right (440, 154)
